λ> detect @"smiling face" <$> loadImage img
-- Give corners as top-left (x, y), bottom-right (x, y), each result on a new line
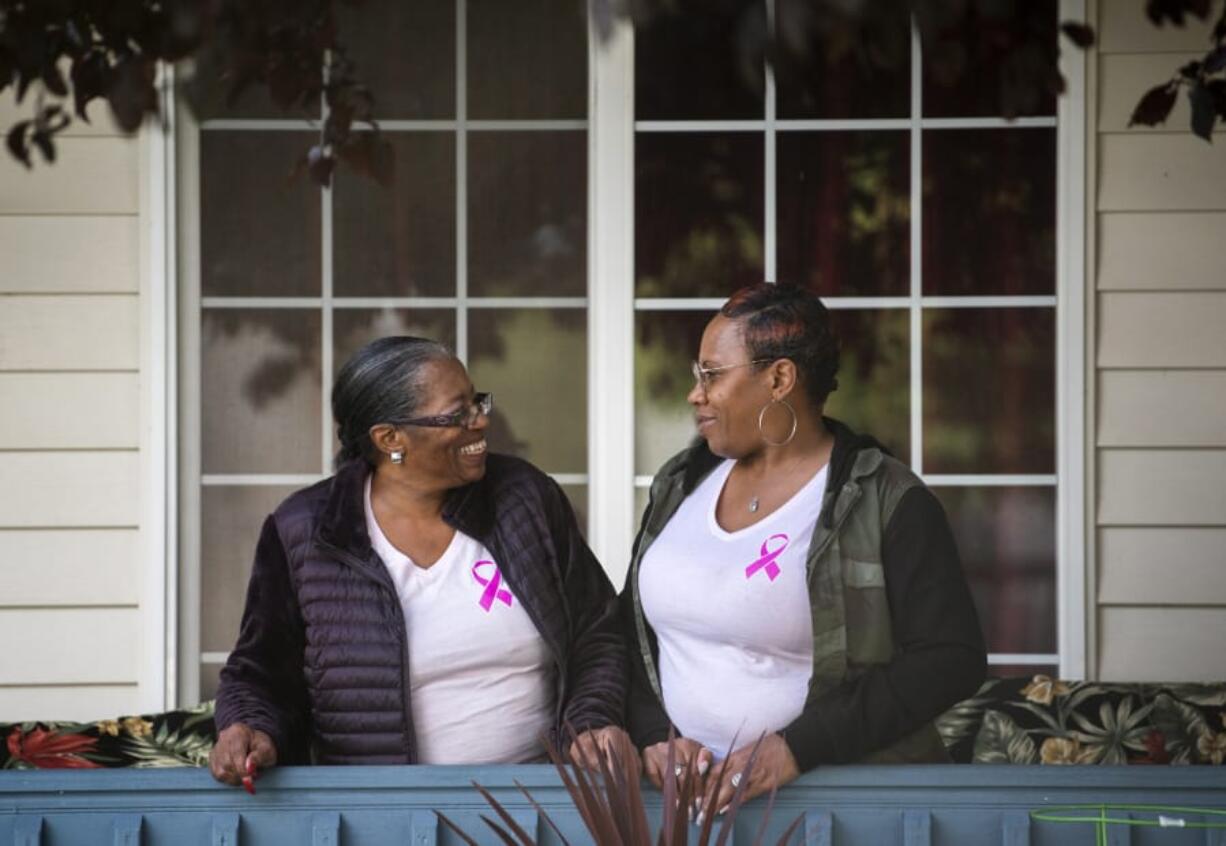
top-left (392, 357), bottom-right (490, 490)
top-left (688, 314), bottom-right (775, 459)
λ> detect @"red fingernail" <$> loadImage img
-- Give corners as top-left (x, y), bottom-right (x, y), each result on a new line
top-left (242, 774), bottom-right (256, 795)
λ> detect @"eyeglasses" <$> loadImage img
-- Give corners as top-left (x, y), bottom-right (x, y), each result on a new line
top-left (399, 392), bottom-right (493, 429)
top-left (691, 359), bottom-right (772, 389)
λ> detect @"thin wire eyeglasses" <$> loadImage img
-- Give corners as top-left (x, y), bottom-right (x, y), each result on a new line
top-left (691, 359), bottom-right (772, 389)
top-left (399, 392), bottom-right (493, 429)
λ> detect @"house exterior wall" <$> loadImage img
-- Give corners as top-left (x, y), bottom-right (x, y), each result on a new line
top-left (1092, 0), bottom-right (1226, 681)
top-left (0, 97), bottom-right (151, 720)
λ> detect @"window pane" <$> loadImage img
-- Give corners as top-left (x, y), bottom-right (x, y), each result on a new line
top-left (775, 6), bottom-right (910, 119)
top-left (824, 309), bottom-right (910, 464)
top-left (469, 132), bottom-right (586, 297)
top-left (333, 309), bottom-right (457, 376)
top-left (777, 132), bottom-right (909, 296)
top-left (467, 309), bottom-right (586, 474)
top-left (934, 485), bottom-right (1056, 655)
top-left (201, 485), bottom-right (300, 653)
top-left (922, 308), bottom-right (1054, 474)
top-left (921, 0), bottom-right (1057, 118)
top-left (202, 309), bottom-right (322, 474)
top-left (337, 0), bottom-right (455, 120)
top-left (636, 133), bottom-right (763, 298)
top-left (200, 663), bottom-right (222, 701)
top-left (333, 133), bottom-right (456, 297)
top-left (201, 132), bottom-right (320, 297)
top-left (469, 0), bottom-right (586, 119)
top-left (635, 311), bottom-right (711, 476)
top-left (635, 1), bottom-right (765, 120)
top-left (922, 129), bottom-right (1055, 296)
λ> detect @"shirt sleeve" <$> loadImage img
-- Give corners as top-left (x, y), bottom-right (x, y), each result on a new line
top-left (779, 485), bottom-right (987, 770)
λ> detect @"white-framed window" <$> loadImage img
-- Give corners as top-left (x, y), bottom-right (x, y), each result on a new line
top-left (173, 0), bottom-right (1085, 703)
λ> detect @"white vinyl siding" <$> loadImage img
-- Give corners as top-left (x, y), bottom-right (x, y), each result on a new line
top-left (0, 97), bottom-right (150, 721)
top-left (1091, 0), bottom-right (1226, 681)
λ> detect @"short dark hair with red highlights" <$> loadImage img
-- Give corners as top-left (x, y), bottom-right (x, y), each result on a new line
top-left (720, 282), bottom-right (840, 406)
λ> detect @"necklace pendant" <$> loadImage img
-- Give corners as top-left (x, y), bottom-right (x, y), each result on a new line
top-left (748, 496), bottom-right (759, 513)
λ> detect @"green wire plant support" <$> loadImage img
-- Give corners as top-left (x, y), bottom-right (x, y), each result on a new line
top-left (1031, 804), bottom-right (1226, 845)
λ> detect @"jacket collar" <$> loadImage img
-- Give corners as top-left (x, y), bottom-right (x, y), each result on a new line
top-left (316, 459), bottom-right (495, 556)
top-left (667, 416), bottom-right (889, 526)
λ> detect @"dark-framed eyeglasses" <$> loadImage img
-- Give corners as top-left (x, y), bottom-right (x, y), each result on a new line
top-left (399, 392), bottom-right (493, 429)
top-left (691, 359), bottom-right (772, 389)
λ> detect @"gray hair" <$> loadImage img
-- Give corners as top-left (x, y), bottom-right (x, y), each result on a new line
top-left (332, 336), bottom-right (455, 466)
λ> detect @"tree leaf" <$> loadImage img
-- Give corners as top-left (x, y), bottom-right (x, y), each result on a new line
top-left (5, 120), bottom-right (32, 168)
top-left (1204, 45), bottom-right (1226, 74)
top-left (1129, 82), bottom-right (1179, 126)
top-left (1190, 81), bottom-right (1216, 140)
top-left (1060, 21), bottom-right (1096, 48)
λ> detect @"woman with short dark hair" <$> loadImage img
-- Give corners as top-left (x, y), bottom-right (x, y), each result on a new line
top-left (210, 336), bottom-right (627, 785)
top-left (624, 283), bottom-right (986, 809)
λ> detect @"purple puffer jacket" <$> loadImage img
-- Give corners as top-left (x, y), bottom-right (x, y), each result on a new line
top-left (214, 455), bottom-right (626, 764)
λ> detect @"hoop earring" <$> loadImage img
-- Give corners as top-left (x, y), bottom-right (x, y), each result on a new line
top-left (757, 398), bottom-right (798, 447)
top-left (390, 450), bottom-right (404, 465)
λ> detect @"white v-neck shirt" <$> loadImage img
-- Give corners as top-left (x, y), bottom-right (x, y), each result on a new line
top-left (639, 459), bottom-right (827, 758)
top-left (364, 477), bottom-right (555, 764)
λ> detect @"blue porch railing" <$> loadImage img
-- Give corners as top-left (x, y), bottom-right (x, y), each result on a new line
top-left (3, 765), bottom-right (1226, 845)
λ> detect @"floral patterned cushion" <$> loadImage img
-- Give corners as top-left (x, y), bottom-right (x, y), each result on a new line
top-left (1, 701), bottom-right (215, 769)
top-left (937, 676), bottom-right (1226, 765)
top-left (5, 681), bottom-right (1226, 769)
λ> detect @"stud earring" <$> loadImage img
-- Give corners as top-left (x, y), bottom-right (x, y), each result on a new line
top-left (390, 450), bottom-right (404, 465)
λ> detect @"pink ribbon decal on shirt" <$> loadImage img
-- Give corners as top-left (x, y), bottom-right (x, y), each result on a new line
top-left (745, 533), bottom-right (789, 582)
top-left (472, 560), bottom-right (514, 612)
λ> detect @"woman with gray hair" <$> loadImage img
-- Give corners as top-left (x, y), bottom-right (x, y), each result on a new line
top-left (210, 336), bottom-right (628, 786)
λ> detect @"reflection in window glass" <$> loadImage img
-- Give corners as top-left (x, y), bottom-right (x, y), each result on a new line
top-left (921, 0), bottom-right (1057, 119)
top-left (923, 129), bottom-right (1056, 296)
top-left (635, 311), bottom-right (711, 475)
top-left (635, 1), bottom-right (765, 120)
top-left (468, 309), bottom-right (587, 474)
top-left (989, 664), bottom-right (1058, 681)
top-left (201, 133), bottom-right (321, 297)
top-left (777, 132), bottom-right (910, 296)
top-left (333, 134), bottom-right (455, 298)
top-left (824, 309), bottom-right (910, 464)
top-left (636, 133), bottom-right (764, 298)
top-left (933, 486), bottom-right (1056, 655)
top-left (202, 310), bottom-right (321, 475)
top-left (201, 485), bottom-right (299, 653)
top-left (333, 309), bottom-right (457, 377)
top-left (469, 0), bottom-right (586, 119)
top-left (923, 308), bottom-right (1054, 475)
top-left (469, 132), bottom-right (586, 297)
top-left (774, 4), bottom-right (910, 119)
top-left (337, 0), bottom-right (455, 120)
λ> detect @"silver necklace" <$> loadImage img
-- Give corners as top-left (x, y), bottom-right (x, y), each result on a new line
top-left (748, 496), bottom-right (760, 513)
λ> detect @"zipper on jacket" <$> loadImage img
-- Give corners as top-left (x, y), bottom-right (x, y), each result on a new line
top-left (315, 537), bottom-right (418, 763)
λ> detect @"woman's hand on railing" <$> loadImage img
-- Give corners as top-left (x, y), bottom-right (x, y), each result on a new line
top-left (210, 723), bottom-right (277, 790)
top-left (568, 725), bottom-right (639, 774)
top-left (642, 736), bottom-right (711, 792)
top-left (701, 733), bottom-right (798, 815)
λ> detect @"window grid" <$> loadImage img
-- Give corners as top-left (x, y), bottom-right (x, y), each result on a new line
top-left (631, 13), bottom-right (1059, 668)
top-left (189, 0), bottom-right (591, 684)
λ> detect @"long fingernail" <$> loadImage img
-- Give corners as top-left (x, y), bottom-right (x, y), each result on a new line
top-left (241, 775), bottom-right (256, 795)
top-left (718, 805), bottom-right (728, 816)
top-left (696, 811), bottom-right (705, 827)
top-left (697, 760), bottom-right (710, 776)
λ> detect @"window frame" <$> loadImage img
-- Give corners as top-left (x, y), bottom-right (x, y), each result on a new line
top-left (161, 0), bottom-right (1088, 706)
